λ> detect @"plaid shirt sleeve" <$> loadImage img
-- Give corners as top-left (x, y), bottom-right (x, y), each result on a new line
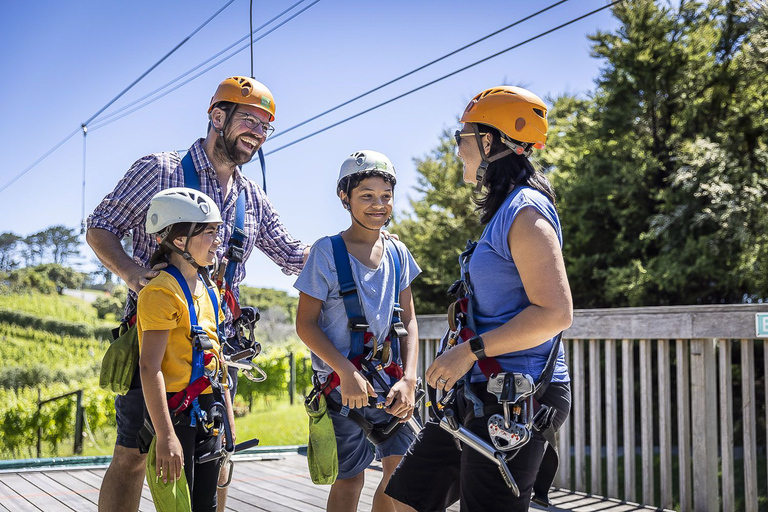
top-left (251, 184), bottom-right (307, 276)
top-left (86, 155), bottom-right (161, 238)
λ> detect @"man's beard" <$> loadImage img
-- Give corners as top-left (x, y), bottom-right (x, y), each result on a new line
top-left (215, 131), bottom-right (258, 166)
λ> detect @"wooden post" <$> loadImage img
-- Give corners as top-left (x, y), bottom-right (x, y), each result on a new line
top-left (289, 352), bottom-right (296, 406)
top-left (639, 339), bottom-right (654, 505)
top-left (676, 339), bottom-right (692, 512)
top-left (74, 390), bottom-right (84, 455)
top-left (718, 339), bottom-right (734, 512)
top-left (589, 338), bottom-right (602, 496)
top-left (690, 339), bottom-right (718, 511)
top-left (573, 338), bottom-right (586, 492)
top-left (605, 338), bottom-right (618, 498)
top-left (557, 338), bottom-right (572, 489)
top-left (658, 339), bottom-right (672, 509)
top-left (741, 339), bottom-right (758, 512)
top-left (622, 339), bottom-right (636, 503)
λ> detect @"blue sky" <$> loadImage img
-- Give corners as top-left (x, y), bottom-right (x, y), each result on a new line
top-left (0, 0), bottom-right (619, 293)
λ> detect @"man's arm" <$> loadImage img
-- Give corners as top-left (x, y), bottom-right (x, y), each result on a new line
top-left (87, 228), bottom-right (164, 293)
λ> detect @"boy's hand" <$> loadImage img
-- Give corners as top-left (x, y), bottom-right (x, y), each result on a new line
top-left (156, 432), bottom-right (183, 483)
top-left (385, 378), bottom-right (416, 422)
top-left (339, 369), bottom-right (376, 409)
top-left (381, 230), bottom-right (399, 241)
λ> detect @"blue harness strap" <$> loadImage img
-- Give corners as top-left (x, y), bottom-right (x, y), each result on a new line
top-left (329, 235), bottom-right (403, 361)
top-left (181, 151), bottom-right (199, 190)
top-left (164, 265), bottom-right (220, 427)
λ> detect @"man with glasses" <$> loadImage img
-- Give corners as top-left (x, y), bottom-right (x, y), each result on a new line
top-left (87, 76), bottom-right (308, 512)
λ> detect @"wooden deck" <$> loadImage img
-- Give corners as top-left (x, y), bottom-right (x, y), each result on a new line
top-left (0, 452), bottom-right (668, 511)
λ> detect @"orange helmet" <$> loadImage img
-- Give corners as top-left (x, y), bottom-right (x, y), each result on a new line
top-left (208, 76), bottom-right (276, 121)
top-left (460, 86), bottom-right (548, 151)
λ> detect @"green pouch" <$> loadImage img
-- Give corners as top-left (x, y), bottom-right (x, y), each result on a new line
top-left (306, 393), bottom-right (338, 485)
top-left (99, 322), bottom-right (139, 395)
top-left (145, 436), bottom-right (192, 512)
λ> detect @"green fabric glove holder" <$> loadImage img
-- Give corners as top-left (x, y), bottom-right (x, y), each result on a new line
top-left (99, 322), bottom-right (139, 395)
top-left (145, 436), bottom-right (192, 512)
top-left (306, 393), bottom-right (338, 485)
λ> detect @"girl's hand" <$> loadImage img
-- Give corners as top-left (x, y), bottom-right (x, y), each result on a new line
top-left (155, 433), bottom-right (183, 483)
top-left (385, 378), bottom-right (416, 422)
top-left (426, 343), bottom-right (475, 392)
top-left (339, 369), bottom-right (377, 409)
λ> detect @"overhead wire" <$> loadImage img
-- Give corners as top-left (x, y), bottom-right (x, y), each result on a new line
top-left (0, 128), bottom-right (80, 194)
top-left (89, 0), bottom-right (314, 131)
top-left (270, 0), bottom-right (571, 141)
top-left (264, 0), bottom-right (623, 157)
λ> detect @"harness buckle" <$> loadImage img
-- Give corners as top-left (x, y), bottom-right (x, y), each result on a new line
top-left (227, 237), bottom-right (245, 264)
top-left (348, 317), bottom-right (369, 332)
top-left (192, 330), bottom-right (214, 351)
top-left (390, 322), bottom-right (408, 339)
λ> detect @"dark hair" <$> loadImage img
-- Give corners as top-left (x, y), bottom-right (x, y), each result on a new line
top-left (207, 101), bottom-right (237, 133)
top-left (148, 222), bottom-right (207, 267)
top-left (337, 170), bottom-right (396, 200)
top-left (472, 124), bottom-right (556, 225)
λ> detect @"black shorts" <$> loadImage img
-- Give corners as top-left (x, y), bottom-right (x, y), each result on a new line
top-left (114, 366), bottom-right (144, 449)
top-left (385, 382), bottom-right (571, 512)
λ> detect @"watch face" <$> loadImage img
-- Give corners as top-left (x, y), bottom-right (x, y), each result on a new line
top-left (470, 336), bottom-right (483, 353)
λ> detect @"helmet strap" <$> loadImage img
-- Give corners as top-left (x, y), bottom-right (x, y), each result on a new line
top-left (471, 123), bottom-right (514, 192)
top-left (161, 223), bottom-right (202, 270)
top-left (350, 212), bottom-right (380, 232)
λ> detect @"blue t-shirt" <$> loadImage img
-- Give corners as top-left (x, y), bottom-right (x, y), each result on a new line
top-left (468, 186), bottom-right (570, 383)
top-left (294, 235), bottom-right (421, 386)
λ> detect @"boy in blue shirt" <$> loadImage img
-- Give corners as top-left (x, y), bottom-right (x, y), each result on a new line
top-left (295, 150), bottom-right (421, 512)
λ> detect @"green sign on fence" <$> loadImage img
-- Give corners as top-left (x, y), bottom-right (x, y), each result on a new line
top-left (756, 313), bottom-right (768, 337)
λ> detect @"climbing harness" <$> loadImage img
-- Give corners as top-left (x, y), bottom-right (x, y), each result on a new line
top-left (427, 239), bottom-right (563, 504)
top-left (307, 234), bottom-right (422, 446)
top-left (181, 152), bottom-right (267, 383)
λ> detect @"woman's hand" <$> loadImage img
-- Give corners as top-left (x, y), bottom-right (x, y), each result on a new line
top-left (385, 377), bottom-right (416, 422)
top-left (339, 368), bottom-right (377, 409)
top-left (426, 343), bottom-right (475, 392)
top-left (155, 432), bottom-right (183, 483)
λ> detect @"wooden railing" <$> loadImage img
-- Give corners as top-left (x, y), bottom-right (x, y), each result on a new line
top-left (416, 304), bottom-right (768, 512)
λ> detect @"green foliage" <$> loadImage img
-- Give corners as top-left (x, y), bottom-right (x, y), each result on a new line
top-left (0, 309), bottom-right (96, 338)
top-left (390, 130), bottom-right (482, 314)
top-left (92, 286), bottom-right (127, 319)
top-left (239, 285), bottom-right (298, 321)
top-left (0, 232), bottom-right (21, 272)
top-left (5, 264), bottom-right (86, 295)
top-left (539, 0), bottom-right (768, 307)
top-left (236, 343), bottom-right (312, 412)
top-left (0, 290), bottom-right (102, 323)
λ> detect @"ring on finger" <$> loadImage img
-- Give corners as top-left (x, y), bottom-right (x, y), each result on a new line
top-left (437, 377), bottom-right (448, 385)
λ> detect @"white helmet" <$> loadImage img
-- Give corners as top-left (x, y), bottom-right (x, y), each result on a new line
top-left (145, 187), bottom-right (223, 235)
top-left (337, 150), bottom-right (396, 191)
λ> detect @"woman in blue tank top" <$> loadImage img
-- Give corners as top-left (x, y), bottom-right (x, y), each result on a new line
top-left (386, 86), bottom-right (573, 512)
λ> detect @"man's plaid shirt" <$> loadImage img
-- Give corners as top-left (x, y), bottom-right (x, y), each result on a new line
top-left (87, 138), bottom-right (306, 335)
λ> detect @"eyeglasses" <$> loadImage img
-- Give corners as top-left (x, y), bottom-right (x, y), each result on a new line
top-left (237, 113), bottom-right (275, 137)
top-left (454, 129), bottom-right (485, 147)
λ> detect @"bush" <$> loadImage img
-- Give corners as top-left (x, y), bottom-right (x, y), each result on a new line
top-left (0, 308), bottom-right (93, 337)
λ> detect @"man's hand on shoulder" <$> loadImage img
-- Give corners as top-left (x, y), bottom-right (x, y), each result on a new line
top-left (126, 262), bottom-right (167, 292)
top-left (381, 230), bottom-right (400, 241)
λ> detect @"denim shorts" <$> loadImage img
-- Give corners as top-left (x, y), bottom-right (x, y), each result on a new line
top-left (114, 371), bottom-right (145, 449)
top-left (326, 388), bottom-right (417, 480)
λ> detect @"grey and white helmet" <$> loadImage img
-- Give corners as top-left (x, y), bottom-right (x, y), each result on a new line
top-left (337, 150), bottom-right (396, 192)
top-left (145, 187), bottom-right (223, 236)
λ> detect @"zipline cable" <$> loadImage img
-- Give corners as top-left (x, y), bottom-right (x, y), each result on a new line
top-left (270, 0), bottom-right (571, 141)
top-left (89, 0), bottom-right (321, 133)
top-left (264, 0), bottom-right (623, 157)
top-left (83, 0), bottom-right (235, 127)
top-left (0, 128), bottom-right (80, 194)
top-left (81, 126), bottom-right (88, 234)
top-left (89, 0), bottom-right (309, 129)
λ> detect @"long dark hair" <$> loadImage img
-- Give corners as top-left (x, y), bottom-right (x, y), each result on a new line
top-left (148, 222), bottom-right (206, 267)
top-left (472, 124), bottom-right (556, 225)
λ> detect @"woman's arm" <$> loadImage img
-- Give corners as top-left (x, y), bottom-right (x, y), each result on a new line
top-left (139, 329), bottom-right (183, 483)
top-left (427, 207), bottom-right (573, 390)
top-left (385, 286), bottom-right (418, 421)
top-left (295, 292), bottom-right (376, 408)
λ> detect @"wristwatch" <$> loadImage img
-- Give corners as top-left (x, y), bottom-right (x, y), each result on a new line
top-left (468, 335), bottom-right (486, 360)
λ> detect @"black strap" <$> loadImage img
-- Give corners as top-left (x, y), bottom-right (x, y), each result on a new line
top-left (323, 392), bottom-right (403, 446)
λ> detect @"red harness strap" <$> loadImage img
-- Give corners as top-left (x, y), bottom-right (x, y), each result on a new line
top-left (453, 298), bottom-right (502, 378)
top-left (322, 353), bottom-right (403, 396)
top-left (167, 352), bottom-right (215, 414)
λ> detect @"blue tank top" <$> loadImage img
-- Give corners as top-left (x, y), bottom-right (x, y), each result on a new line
top-left (467, 185), bottom-right (570, 384)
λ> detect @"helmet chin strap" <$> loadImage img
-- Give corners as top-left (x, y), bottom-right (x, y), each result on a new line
top-left (161, 223), bottom-right (204, 270)
top-left (343, 201), bottom-right (390, 232)
top-left (470, 123), bottom-right (519, 192)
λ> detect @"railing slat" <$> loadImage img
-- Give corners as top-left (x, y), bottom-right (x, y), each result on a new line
top-left (622, 339), bottom-right (636, 503)
top-left (557, 339), bottom-right (572, 489)
top-left (573, 338), bottom-right (586, 491)
top-left (589, 338), bottom-right (602, 496)
top-left (691, 338), bottom-right (718, 511)
top-left (676, 339), bottom-right (692, 512)
top-left (639, 339), bottom-right (654, 505)
top-left (741, 339), bottom-right (758, 512)
top-left (719, 339), bottom-right (735, 512)
top-left (605, 338), bottom-right (618, 498)
top-left (657, 339), bottom-right (672, 509)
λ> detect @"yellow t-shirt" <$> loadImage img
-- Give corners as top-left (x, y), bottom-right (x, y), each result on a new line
top-left (137, 271), bottom-right (225, 393)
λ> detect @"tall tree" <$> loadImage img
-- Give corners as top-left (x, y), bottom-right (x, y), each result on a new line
top-left (0, 232), bottom-right (21, 272)
top-left (42, 225), bottom-right (81, 265)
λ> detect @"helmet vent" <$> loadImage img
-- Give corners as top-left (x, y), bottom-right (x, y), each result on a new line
top-left (533, 108), bottom-right (545, 118)
top-left (352, 151), bottom-right (366, 166)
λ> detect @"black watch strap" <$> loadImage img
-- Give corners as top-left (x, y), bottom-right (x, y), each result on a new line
top-left (469, 335), bottom-right (486, 360)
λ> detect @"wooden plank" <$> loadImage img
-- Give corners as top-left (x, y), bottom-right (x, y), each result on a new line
top-left (622, 339), bottom-right (636, 503)
top-left (741, 339), bottom-right (758, 512)
top-left (638, 339), bottom-right (654, 506)
top-left (690, 338), bottom-right (718, 511)
top-left (21, 472), bottom-right (96, 512)
top-left (657, 339), bottom-right (672, 509)
top-left (589, 338), bottom-right (602, 496)
top-left (718, 339), bottom-right (735, 512)
top-left (573, 338), bottom-right (586, 492)
top-left (557, 338), bottom-right (572, 489)
top-left (0, 479), bottom-right (38, 512)
top-left (676, 339), bottom-right (692, 512)
top-left (0, 473), bottom-right (73, 510)
top-left (605, 338), bottom-right (618, 498)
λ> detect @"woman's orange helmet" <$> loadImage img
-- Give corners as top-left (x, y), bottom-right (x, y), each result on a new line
top-left (460, 86), bottom-right (548, 150)
top-left (208, 76), bottom-right (276, 122)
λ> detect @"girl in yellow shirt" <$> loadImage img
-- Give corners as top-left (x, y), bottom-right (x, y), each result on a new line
top-left (138, 187), bottom-right (232, 512)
